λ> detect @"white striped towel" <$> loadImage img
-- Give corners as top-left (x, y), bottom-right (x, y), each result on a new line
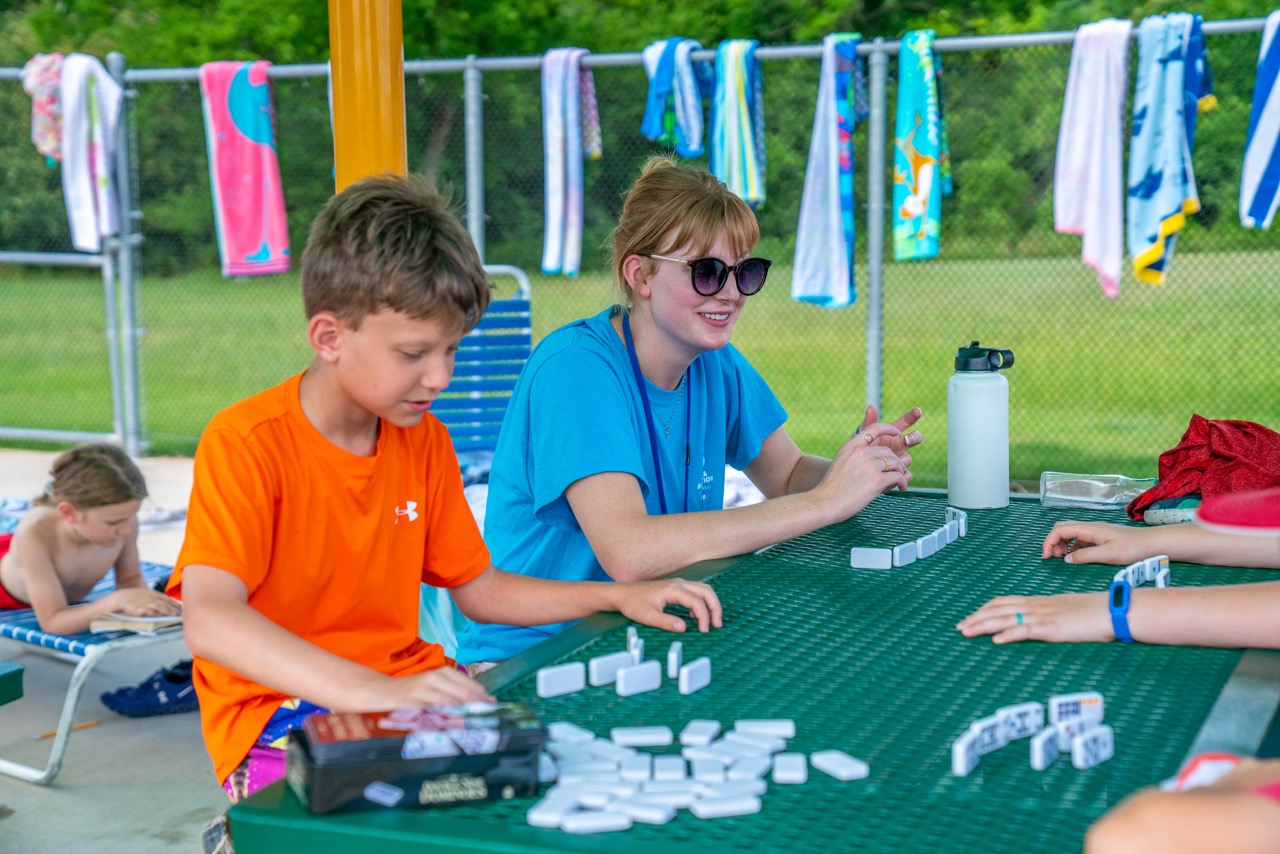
top-left (711, 39), bottom-right (765, 208)
top-left (541, 47), bottom-right (599, 276)
top-left (1242, 11), bottom-right (1280, 229)
top-left (792, 34), bottom-right (864, 309)
top-left (1054, 19), bottom-right (1132, 299)
top-left (59, 53), bottom-right (122, 253)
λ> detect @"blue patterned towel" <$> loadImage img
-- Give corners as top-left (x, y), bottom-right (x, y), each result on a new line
top-left (893, 30), bottom-right (945, 261)
top-left (710, 40), bottom-right (765, 208)
top-left (1126, 14), bottom-right (1215, 285)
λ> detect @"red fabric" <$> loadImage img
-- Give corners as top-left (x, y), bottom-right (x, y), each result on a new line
top-left (1128, 415), bottom-right (1280, 521)
top-left (0, 533), bottom-right (28, 610)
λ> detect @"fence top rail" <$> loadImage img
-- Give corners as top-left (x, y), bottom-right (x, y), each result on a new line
top-left (0, 15), bottom-right (1263, 83)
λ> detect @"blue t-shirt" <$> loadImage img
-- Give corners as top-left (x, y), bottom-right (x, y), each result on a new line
top-left (455, 307), bottom-right (787, 663)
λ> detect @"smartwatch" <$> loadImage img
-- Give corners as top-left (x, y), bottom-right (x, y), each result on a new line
top-left (1108, 579), bottom-right (1134, 643)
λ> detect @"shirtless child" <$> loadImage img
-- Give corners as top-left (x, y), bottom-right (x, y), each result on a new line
top-left (0, 443), bottom-right (180, 634)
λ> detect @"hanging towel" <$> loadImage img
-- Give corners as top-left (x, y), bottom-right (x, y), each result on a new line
top-left (199, 61), bottom-right (291, 277)
top-left (541, 47), bottom-right (600, 277)
top-left (934, 50), bottom-right (954, 196)
top-left (21, 53), bottom-right (64, 165)
top-left (792, 34), bottom-right (867, 309)
top-left (893, 30), bottom-right (944, 261)
top-left (1241, 11), bottom-right (1280, 230)
top-left (1054, 19), bottom-right (1133, 299)
top-left (1126, 14), bottom-right (1215, 286)
top-left (642, 38), bottom-right (711, 157)
top-left (59, 53), bottom-right (122, 254)
top-left (1126, 415), bottom-right (1280, 522)
top-left (710, 40), bottom-right (765, 208)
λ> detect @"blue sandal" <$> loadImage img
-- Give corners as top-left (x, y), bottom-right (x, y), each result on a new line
top-left (100, 659), bottom-right (198, 718)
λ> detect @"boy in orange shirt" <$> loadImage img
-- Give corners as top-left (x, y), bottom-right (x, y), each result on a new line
top-left (168, 175), bottom-right (722, 807)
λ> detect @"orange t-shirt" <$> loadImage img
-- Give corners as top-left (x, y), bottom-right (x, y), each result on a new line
top-left (169, 373), bottom-right (491, 783)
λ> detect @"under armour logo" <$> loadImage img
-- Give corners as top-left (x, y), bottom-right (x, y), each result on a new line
top-left (395, 501), bottom-right (419, 524)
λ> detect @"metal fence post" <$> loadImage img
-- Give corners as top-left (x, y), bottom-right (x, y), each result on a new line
top-left (464, 54), bottom-right (486, 262)
top-left (107, 51), bottom-right (143, 457)
top-left (865, 39), bottom-right (888, 415)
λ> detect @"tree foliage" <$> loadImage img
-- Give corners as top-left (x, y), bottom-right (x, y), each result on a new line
top-left (1, 1), bottom-right (1277, 271)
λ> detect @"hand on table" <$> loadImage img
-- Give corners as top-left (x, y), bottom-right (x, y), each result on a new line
top-left (956, 592), bottom-right (1113, 644)
top-left (1042, 521), bottom-right (1156, 566)
top-left (612, 578), bottom-right (722, 634)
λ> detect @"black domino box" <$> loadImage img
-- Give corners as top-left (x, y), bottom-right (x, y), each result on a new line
top-left (286, 702), bottom-right (546, 814)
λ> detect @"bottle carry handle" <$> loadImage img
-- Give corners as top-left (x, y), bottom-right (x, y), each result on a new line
top-left (987, 349), bottom-right (1014, 370)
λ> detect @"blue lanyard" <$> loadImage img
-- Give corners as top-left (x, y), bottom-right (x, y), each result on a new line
top-left (621, 310), bottom-right (690, 515)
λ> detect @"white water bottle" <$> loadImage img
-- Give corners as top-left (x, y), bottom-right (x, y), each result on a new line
top-left (947, 341), bottom-right (1015, 509)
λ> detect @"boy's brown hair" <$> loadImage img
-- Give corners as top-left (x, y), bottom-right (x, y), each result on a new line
top-left (34, 443), bottom-right (148, 510)
top-left (301, 173), bottom-right (491, 332)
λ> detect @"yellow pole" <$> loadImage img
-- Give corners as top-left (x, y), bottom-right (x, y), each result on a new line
top-left (328, 0), bottom-right (408, 192)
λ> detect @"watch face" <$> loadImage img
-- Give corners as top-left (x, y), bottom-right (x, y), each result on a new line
top-left (1110, 583), bottom-right (1128, 607)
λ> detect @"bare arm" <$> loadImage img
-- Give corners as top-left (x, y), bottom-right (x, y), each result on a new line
top-left (957, 580), bottom-right (1280, 648)
top-left (451, 565), bottom-right (721, 633)
top-left (181, 564), bottom-right (493, 710)
top-left (105, 532), bottom-right (153, 591)
top-left (1086, 761), bottom-right (1280, 854)
top-left (15, 525), bottom-right (177, 635)
top-left (1043, 521), bottom-right (1280, 569)
top-left (566, 423), bottom-right (909, 581)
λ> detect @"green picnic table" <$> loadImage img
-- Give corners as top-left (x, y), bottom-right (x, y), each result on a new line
top-left (0, 660), bottom-right (22, 707)
top-left (229, 491), bottom-right (1280, 853)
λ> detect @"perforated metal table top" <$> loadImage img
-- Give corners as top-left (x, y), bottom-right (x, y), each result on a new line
top-left (229, 492), bottom-right (1280, 853)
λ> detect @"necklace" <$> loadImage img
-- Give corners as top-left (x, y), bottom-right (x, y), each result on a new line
top-left (655, 375), bottom-right (686, 437)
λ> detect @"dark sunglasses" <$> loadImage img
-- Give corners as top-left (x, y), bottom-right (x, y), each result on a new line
top-left (641, 253), bottom-right (772, 297)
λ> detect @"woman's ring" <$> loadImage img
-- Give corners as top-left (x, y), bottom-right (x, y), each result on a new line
top-left (1016, 612), bottom-right (1024, 626)
top-left (881, 458), bottom-right (890, 472)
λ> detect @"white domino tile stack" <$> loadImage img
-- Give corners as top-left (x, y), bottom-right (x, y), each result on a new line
top-left (528, 715), bottom-right (870, 834)
top-left (526, 629), bottom-right (869, 833)
top-left (951, 691), bottom-right (1112, 777)
top-left (851, 507), bottom-right (968, 569)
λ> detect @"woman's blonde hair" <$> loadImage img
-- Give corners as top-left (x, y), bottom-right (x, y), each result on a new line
top-left (33, 443), bottom-right (148, 510)
top-left (607, 156), bottom-right (760, 305)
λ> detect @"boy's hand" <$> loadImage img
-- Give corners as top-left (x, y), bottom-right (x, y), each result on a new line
top-left (107, 588), bottom-right (183, 617)
top-left (365, 666), bottom-right (496, 710)
top-left (611, 579), bottom-right (722, 634)
top-left (1042, 521), bottom-right (1150, 565)
top-left (956, 592), bottom-right (1112, 644)
top-left (857, 404), bottom-right (924, 458)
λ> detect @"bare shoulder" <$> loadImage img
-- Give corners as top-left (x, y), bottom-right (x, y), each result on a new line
top-left (13, 506), bottom-right (59, 549)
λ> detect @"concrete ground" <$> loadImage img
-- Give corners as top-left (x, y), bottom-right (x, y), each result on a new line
top-left (0, 449), bottom-right (225, 853)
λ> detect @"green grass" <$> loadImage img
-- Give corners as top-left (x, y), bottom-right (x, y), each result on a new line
top-left (3, 251), bottom-right (1278, 492)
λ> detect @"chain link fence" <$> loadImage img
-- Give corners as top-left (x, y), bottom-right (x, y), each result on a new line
top-left (2, 21), bottom-right (1278, 490)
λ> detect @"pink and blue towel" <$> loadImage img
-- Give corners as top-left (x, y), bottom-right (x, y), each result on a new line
top-left (199, 61), bottom-right (290, 278)
top-left (1126, 14), bottom-right (1215, 286)
top-left (1241, 11), bottom-right (1280, 230)
top-left (541, 48), bottom-right (601, 277)
top-left (792, 34), bottom-right (867, 309)
top-left (710, 40), bottom-right (766, 208)
top-left (893, 30), bottom-right (947, 261)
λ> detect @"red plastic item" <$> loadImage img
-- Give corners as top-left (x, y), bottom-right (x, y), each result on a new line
top-left (1193, 487), bottom-right (1280, 536)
